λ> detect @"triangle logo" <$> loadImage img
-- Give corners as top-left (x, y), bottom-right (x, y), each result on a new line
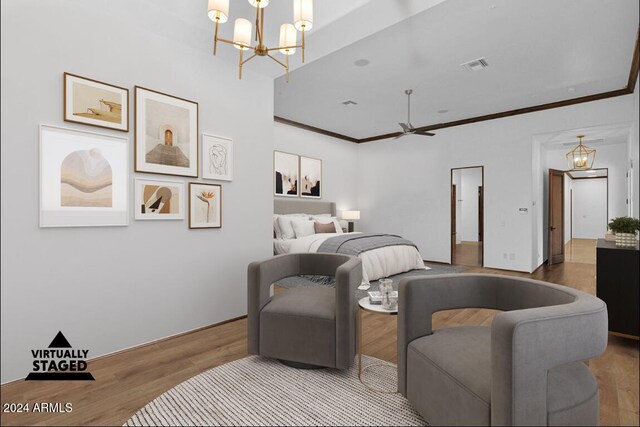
top-left (48, 331), bottom-right (72, 348)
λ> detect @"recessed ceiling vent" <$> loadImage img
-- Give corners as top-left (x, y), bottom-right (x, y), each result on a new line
top-left (461, 57), bottom-right (489, 71)
top-left (342, 100), bottom-right (358, 106)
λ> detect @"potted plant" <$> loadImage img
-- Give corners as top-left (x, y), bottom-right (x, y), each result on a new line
top-left (608, 217), bottom-right (640, 247)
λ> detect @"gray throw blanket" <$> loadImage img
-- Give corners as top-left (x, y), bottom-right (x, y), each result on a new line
top-left (316, 233), bottom-right (418, 256)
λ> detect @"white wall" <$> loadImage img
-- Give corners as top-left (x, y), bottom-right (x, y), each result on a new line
top-left (273, 122), bottom-right (359, 217)
top-left (358, 95), bottom-right (635, 272)
top-left (460, 168), bottom-right (482, 242)
top-left (1, 0), bottom-right (274, 383)
top-left (572, 179), bottom-right (608, 239)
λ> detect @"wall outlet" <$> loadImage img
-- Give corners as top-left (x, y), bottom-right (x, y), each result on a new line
top-left (503, 253), bottom-right (508, 259)
top-left (509, 253), bottom-right (516, 260)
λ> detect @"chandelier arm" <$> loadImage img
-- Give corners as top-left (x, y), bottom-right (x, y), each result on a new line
top-left (216, 37), bottom-right (256, 50)
top-left (302, 27), bottom-right (305, 63)
top-left (266, 44), bottom-right (303, 52)
top-left (255, 5), bottom-right (260, 42)
top-left (213, 19), bottom-right (219, 55)
top-left (267, 54), bottom-right (287, 69)
top-left (241, 54), bottom-right (258, 66)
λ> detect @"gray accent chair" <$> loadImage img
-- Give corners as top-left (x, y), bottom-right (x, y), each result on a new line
top-left (398, 274), bottom-right (608, 426)
top-left (247, 253), bottom-right (362, 369)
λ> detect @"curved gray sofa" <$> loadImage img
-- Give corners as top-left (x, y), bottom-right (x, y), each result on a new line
top-left (247, 253), bottom-right (362, 369)
top-left (398, 274), bottom-right (608, 426)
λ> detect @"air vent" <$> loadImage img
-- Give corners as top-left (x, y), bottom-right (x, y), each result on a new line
top-left (460, 57), bottom-right (489, 71)
top-left (341, 100), bottom-right (358, 106)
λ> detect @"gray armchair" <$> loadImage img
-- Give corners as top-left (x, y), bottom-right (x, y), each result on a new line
top-left (247, 253), bottom-right (362, 369)
top-left (398, 274), bottom-right (608, 426)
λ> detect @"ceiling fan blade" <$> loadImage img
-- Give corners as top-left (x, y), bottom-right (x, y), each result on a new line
top-left (398, 123), bottom-right (411, 132)
top-left (416, 130), bottom-right (436, 136)
top-left (393, 133), bottom-right (406, 140)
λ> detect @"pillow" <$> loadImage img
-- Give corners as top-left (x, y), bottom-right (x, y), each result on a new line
top-left (314, 221), bottom-right (337, 234)
top-left (291, 219), bottom-right (315, 238)
top-left (274, 213), bottom-right (307, 240)
top-left (311, 216), bottom-right (342, 233)
top-left (277, 216), bottom-right (305, 240)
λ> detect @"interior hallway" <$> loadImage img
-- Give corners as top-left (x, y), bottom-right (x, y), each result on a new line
top-left (452, 241), bottom-right (483, 267)
top-left (565, 238), bottom-right (597, 264)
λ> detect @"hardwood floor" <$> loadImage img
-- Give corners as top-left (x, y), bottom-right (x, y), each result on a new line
top-left (452, 241), bottom-right (483, 267)
top-left (2, 251), bottom-right (638, 426)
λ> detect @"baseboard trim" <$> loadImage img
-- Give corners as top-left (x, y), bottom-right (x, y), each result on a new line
top-left (0, 315), bottom-right (248, 386)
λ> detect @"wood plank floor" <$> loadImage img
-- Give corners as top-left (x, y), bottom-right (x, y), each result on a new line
top-left (2, 244), bottom-right (638, 426)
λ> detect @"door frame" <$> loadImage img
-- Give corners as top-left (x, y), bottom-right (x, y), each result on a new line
top-left (450, 166), bottom-right (485, 267)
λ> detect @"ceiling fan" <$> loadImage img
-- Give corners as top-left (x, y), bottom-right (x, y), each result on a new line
top-left (395, 89), bottom-right (435, 139)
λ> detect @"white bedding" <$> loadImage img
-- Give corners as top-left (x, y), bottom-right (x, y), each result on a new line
top-left (273, 232), bottom-right (427, 285)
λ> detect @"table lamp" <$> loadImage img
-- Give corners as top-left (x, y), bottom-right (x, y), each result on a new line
top-left (342, 210), bottom-right (360, 232)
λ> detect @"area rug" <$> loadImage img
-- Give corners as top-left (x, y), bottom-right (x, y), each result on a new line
top-left (277, 263), bottom-right (465, 299)
top-left (125, 355), bottom-right (426, 426)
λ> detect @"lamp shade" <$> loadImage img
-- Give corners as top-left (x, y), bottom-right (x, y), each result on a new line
top-left (248, 0), bottom-right (269, 8)
top-left (233, 18), bottom-right (252, 50)
top-left (279, 24), bottom-right (297, 55)
top-left (342, 210), bottom-right (360, 220)
top-left (208, 0), bottom-right (229, 23)
top-left (293, 0), bottom-right (313, 31)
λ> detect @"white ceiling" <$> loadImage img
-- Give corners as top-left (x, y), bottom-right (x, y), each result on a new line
top-left (274, 0), bottom-right (639, 139)
top-left (539, 123), bottom-right (631, 148)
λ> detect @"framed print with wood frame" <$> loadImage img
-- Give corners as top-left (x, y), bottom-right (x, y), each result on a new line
top-left (274, 151), bottom-right (299, 197)
top-left (40, 124), bottom-right (128, 227)
top-left (135, 86), bottom-right (198, 177)
top-left (202, 134), bottom-right (233, 181)
top-left (300, 156), bottom-right (322, 199)
top-left (64, 72), bottom-right (129, 132)
top-left (135, 178), bottom-right (185, 220)
top-left (189, 183), bottom-right (221, 229)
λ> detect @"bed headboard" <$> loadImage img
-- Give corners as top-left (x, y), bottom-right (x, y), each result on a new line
top-left (274, 199), bottom-right (336, 216)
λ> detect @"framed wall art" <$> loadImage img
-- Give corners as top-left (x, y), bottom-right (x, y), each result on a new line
top-left (274, 151), bottom-right (299, 197)
top-left (202, 134), bottom-right (233, 181)
top-left (39, 124), bottom-right (128, 227)
top-left (189, 183), bottom-right (221, 229)
top-left (135, 86), bottom-right (198, 177)
top-left (135, 178), bottom-right (185, 220)
top-left (64, 72), bottom-right (129, 132)
top-left (300, 156), bottom-right (322, 199)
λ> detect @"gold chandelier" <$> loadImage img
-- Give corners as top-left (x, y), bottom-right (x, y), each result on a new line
top-left (208, 0), bottom-right (313, 82)
top-left (566, 135), bottom-right (596, 170)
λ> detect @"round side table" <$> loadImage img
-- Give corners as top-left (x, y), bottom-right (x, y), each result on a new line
top-left (358, 296), bottom-right (398, 393)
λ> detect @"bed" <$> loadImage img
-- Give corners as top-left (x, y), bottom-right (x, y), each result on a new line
top-left (273, 200), bottom-right (427, 287)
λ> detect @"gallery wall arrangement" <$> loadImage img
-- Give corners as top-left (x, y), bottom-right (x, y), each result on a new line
top-left (273, 150), bottom-right (322, 199)
top-left (39, 72), bottom-right (233, 230)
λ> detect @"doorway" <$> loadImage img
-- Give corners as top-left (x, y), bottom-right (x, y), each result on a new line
top-left (451, 166), bottom-right (484, 267)
top-left (566, 168), bottom-right (608, 264)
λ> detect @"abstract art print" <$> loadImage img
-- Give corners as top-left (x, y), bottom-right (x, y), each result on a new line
top-left (40, 124), bottom-right (128, 227)
top-left (300, 156), bottom-right (322, 198)
top-left (274, 151), bottom-right (299, 197)
top-left (202, 134), bottom-right (233, 181)
top-left (135, 86), bottom-right (198, 177)
top-left (64, 73), bottom-right (128, 132)
top-left (189, 183), bottom-right (222, 229)
top-left (135, 179), bottom-right (185, 220)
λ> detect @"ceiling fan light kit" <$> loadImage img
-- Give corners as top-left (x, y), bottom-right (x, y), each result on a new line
top-left (208, 0), bottom-right (312, 82)
top-left (395, 89), bottom-right (436, 139)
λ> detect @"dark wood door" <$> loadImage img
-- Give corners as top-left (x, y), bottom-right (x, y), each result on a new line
top-left (548, 169), bottom-right (565, 264)
top-left (478, 186), bottom-right (484, 243)
top-left (451, 184), bottom-right (457, 256)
